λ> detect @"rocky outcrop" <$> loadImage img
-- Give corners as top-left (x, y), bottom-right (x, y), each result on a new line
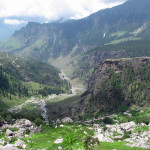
top-left (0, 119), bottom-right (38, 149)
top-left (78, 57), bottom-right (150, 116)
top-left (94, 121), bottom-right (150, 149)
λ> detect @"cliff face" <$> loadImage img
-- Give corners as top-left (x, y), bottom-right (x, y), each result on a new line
top-left (78, 57), bottom-right (150, 116)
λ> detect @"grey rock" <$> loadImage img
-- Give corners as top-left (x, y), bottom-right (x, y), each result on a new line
top-left (0, 144), bottom-right (19, 150)
top-left (6, 129), bottom-right (13, 136)
top-left (25, 120), bottom-right (32, 127)
top-left (120, 121), bottom-right (136, 131)
top-left (6, 136), bottom-right (12, 143)
top-left (61, 117), bottom-right (73, 123)
top-left (15, 139), bottom-right (25, 147)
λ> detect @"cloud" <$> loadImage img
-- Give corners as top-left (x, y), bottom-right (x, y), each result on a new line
top-left (3, 19), bottom-right (27, 25)
top-left (0, 0), bottom-right (126, 20)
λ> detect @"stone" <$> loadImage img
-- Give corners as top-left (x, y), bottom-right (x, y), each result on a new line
top-left (120, 121), bottom-right (136, 131)
top-left (84, 131), bottom-right (87, 134)
top-left (0, 144), bottom-right (19, 150)
top-left (0, 139), bottom-right (6, 146)
top-left (56, 119), bottom-right (61, 124)
top-left (37, 125), bottom-right (42, 133)
top-left (141, 123), bottom-right (146, 126)
top-left (95, 133), bottom-right (114, 143)
top-left (18, 128), bottom-right (26, 135)
top-left (25, 120), bottom-right (32, 127)
top-left (61, 117), bottom-right (73, 123)
top-left (6, 136), bottom-right (12, 143)
top-left (58, 146), bottom-right (63, 150)
top-left (54, 138), bottom-right (63, 144)
top-left (6, 129), bottom-right (13, 136)
top-left (22, 144), bottom-right (27, 149)
top-left (1, 124), bottom-right (10, 130)
top-left (93, 124), bottom-right (100, 128)
top-left (15, 139), bottom-right (25, 147)
top-left (113, 135), bottom-right (123, 140)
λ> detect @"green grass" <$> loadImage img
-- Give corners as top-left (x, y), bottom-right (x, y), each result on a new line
top-left (0, 95), bottom-right (28, 111)
top-left (23, 124), bottom-right (94, 150)
top-left (133, 126), bottom-right (149, 134)
top-left (0, 37), bottom-right (24, 52)
top-left (108, 37), bottom-right (141, 45)
top-left (95, 142), bottom-right (146, 150)
top-left (21, 103), bottom-right (42, 115)
top-left (46, 95), bottom-right (80, 120)
top-left (110, 31), bottom-right (127, 38)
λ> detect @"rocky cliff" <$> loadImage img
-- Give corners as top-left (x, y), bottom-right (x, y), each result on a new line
top-left (76, 57), bottom-right (150, 117)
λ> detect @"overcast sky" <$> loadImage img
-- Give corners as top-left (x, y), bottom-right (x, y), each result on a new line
top-left (0, 0), bottom-right (126, 25)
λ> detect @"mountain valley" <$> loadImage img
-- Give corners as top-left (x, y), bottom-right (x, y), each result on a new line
top-left (0, 0), bottom-right (150, 149)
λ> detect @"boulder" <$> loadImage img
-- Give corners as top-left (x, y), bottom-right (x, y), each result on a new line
top-left (18, 128), bottom-right (26, 135)
top-left (0, 139), bottom-right (6, 146)
top-left (60, 124), bottom-right (64, 127)
top-left (58, 146), bottom-right (63, 150)
top-left (93, 124), bottom-right (100, 128)
top-left (95, 133), bottom-right (114, 142)
top-left (25, 120), bottom-right (32, 127)
top-left (37, 125), bottom-right (42, 133)
top-left (0, 144), bottom-right (19, 150)
top-left (54, 138), bottom-right (63, 144)
top-left (56, 119), bottom-right (61, 124)
top-left (14, 139), bottom-right (25, 147)
top-left (6, 136), bottom-right (12, 143)
top-left (6, 129), bottom-right (13, 136)
top-left (120, 121), bottom-right (136, 131)
top-left (61, 117), bottom-right (73, 123)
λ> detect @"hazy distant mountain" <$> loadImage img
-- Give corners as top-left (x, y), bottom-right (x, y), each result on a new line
top-left (1, 0), bottom-right (150, 56)
top-left (0, 16), bottom-right (52, 42)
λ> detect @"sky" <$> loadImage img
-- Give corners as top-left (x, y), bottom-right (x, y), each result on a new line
top-left (0, 0), bottom-right (126, 25)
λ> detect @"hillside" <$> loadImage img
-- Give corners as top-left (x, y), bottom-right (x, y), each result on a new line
top-left (73, 40), bottom-right (150, 82)
top-left (0, 0), bottom-right (150, 80)
top-left (0, 52), bottom-right (71, 111)
top-left (76, 57), bottom-right (150, 118)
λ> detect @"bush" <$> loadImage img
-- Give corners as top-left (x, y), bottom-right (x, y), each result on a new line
top-left (0, 115), bottom-right (4, 126)
top-left (11, 127), bottom-right (18, 132)
top-left (25, 129), bottom-right (30, 135)
top-left (84, 135), bottom-right (100, 150)
top-left (11, 137), bottom-right (18, 143)
top-left (35, 118), bottom-right (43, 126)
top-left (103, 117), bottom-right (114, 124)
top-left (5, 115), bottom-right (12, 123)
top-left (135, 116), bottom-right (150, 125)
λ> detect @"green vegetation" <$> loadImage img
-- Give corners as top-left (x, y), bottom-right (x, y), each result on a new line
top-left (46, 95), bottom-right (80, 120)
top-left (94, 142), bottom-right (146, 150)
top-left (22, 124), bottom-right (95, 150)
top-left (0, 52), bottom-right (71, 112)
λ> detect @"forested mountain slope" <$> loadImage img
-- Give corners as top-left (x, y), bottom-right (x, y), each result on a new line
top-left (75, 57), bottom-right (150, 118)
top-left (0, 52), bottom-right (70, 102)
top-left (0, 0), bottom-right (150, 63)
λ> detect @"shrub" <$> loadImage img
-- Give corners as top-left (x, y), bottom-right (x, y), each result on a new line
top-left (5, 115), bottom-right (12, 123)
top-left (35, 118), bottom-right (43, 126)
top-left (11, 137), bottom-right (18, 143)
top-left (0, 115), bottom-right (4, 126)
top-left (11, 127), bottom-right (18, 132)
top-left (103, 117), bottom-right (114, 124)
top-left (135, 116), bottom-right (150, 125)
top-left (84, 135), bottom-right (100, 150)
top-left (25, 129), bottom-right (30, 135)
